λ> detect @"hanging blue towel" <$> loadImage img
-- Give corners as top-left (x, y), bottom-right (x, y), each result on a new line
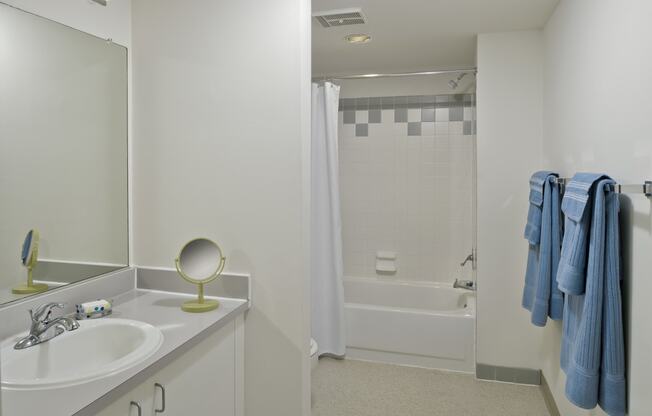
top-left (522, 171), bottom-right (563, 326)
top-left (524, 171), bottom-right (552, 244)
top-left (557, 172), bottom-right (605, 294)
top-left (558, 175), bottom-right (626, 416)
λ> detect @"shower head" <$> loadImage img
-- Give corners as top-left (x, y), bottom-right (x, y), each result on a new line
top-left (448, 72), bottom-right (467, 90)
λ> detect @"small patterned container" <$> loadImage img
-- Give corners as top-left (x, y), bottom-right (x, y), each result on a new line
top-left (75, 299), bottom-right (112, 319)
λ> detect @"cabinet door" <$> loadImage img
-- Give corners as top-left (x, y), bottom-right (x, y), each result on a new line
top-left (150, 320), bottom-right (237, 415)
top-left (94, 382), bottom-right (153, 416)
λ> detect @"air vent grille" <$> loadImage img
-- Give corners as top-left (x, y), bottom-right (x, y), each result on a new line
top-left (314, 8), bottom-right (366, 28)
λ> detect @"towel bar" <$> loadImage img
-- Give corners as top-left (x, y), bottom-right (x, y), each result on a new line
top-left (553, 178), bottom-right (652, 197)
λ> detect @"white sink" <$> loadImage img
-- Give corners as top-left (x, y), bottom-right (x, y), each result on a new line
top-left (1, 318), bottom-right (163, 390)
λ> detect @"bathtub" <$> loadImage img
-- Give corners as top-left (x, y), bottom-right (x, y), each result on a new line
top-left (344, 277), bottom-right (475, 373)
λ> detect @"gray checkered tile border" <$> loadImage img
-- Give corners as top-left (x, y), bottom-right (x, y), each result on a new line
top-left (340, 94), bottom-right (476, 137)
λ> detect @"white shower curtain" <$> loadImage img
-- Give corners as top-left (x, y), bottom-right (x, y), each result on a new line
top-left (311, 82), bottom-right (345, 357)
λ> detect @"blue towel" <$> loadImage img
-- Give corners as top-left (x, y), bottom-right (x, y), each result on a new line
top-left (524, 171), bottom-right (554, 244)
top-left (557, 173), bottom-right (606, 294)
top-left (522, 171), bottom-right (563, 325)
top-left (558, 175), bottom-right (626, 416)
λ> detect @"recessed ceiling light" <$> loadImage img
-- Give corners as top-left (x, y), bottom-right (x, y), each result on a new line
top-left (345, 34), bottom-right (371, 44)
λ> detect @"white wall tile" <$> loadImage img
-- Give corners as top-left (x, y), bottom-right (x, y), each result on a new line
top-left (449, 121), bottom-right (464, 135)
top-left (422, 122), bottom-right (435, 136)
top-left (463, 107), bottom-right (474, 121)
top-left (381, 109), bottom-right (394, 124)
top-left (435, 121), bottom-right (449, 136)
top-left (355, 110), bottom-right (369, 123)
top-left (393, 123), bottom-right (408, 136)
top-left (341, 123), bottom-right (355, 139)
top-left (436, 108), bottom-right (449, 122)
top-left (407, 108), bottom-right (421, 122)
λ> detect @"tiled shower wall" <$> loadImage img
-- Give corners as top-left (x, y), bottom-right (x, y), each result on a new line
top-left (338, 94), bottom-right (475, 283)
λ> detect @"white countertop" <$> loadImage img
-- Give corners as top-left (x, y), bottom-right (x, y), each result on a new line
top-left (1, 288), bottom-right (248, 416)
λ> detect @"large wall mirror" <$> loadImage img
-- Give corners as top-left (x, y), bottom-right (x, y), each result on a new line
top-left (0, 3), bottom-right (128, 305)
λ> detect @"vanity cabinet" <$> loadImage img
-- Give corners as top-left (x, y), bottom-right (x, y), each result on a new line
top-left (96, 316), bottom-right (244, 416)
top-left (95, 383), bottom-right (154, 416)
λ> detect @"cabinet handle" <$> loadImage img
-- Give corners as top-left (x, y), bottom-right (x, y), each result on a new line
top-left (130, 401), bottom-right (142, 416)
top-left (155, 383), bottom-right (166, 413)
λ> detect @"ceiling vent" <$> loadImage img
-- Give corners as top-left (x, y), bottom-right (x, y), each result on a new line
top-left (313, 8), bottom-right (366, 28)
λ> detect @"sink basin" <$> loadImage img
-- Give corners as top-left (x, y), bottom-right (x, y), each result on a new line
top-left (1, 318), bottom-right (163, 390)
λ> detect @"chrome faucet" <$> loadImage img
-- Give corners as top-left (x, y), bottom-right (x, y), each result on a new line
top-left (14, 302), bottom-right (80, 350)
top-left (454, 279), bottom-right (476, 291)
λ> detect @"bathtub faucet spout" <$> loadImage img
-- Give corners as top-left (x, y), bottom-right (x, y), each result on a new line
top-left (453, 279), bottom-right (476, 291)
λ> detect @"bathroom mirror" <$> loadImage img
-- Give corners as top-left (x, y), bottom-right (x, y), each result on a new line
top-left (175, 238), bottom-right (226, 312)
top-left (0, 3), bottom-right (129, 305)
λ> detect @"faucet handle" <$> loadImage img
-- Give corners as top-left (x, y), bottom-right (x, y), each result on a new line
top-left (460, 249), bottom-right (477, 269)
top-left (30, 302), bottom-right (65, 323)
top-left (460, 252), bottom-right (474, 267)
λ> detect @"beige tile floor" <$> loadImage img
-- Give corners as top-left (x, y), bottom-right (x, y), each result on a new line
top-left (312, 358), bottom-right (550, 416)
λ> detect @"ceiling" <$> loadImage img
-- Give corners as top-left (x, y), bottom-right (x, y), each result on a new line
top-left (312, 0), bottom-right (559, 77)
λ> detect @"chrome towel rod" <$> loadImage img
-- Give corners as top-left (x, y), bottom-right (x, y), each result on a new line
top-left (554, 178), bottom-right (652, 197)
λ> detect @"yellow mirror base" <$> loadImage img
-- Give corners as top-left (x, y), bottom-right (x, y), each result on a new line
top-left (12, 283), bottom-right (48, 294)
top-left (182, 299), bottom-right (219, 313)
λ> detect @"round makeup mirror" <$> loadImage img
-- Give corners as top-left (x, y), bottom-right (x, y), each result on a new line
top-left (175, 238), bottom-right (225, 312)
top-left (13, 229), bottom-right (48, 294)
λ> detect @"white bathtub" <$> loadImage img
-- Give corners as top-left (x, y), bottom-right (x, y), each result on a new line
top-left (344, 277), bottom-right (475, 373)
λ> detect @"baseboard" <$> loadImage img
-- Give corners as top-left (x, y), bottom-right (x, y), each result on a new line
top-left (540, 372), bottom-right (561, 416)
top-left (347, 347), bottom-right (475, 373)
top-left (476, 363), bottom-right (541, 385)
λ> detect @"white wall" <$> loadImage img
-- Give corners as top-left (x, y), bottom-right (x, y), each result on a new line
top-left (337, 74), bottom-right (475, 99)
top-left (478, 7), bottom-right (652, 414)
top-left (540, 0), bottom-right (652, 414)
top-left (0, 0), bottom-right (131, 47)
top-left (131, 0), bottom-right (311, 415)
top-left (475, 31), bottom-right (545, 368)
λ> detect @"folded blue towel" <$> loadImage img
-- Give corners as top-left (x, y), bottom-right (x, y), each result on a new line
top-left (558, 175), bottom-right (626, 416)
top-left (524, 170), bottom-right (555, 244)
top-left (557, 173), bottom-right (608, 295)
top-left (522, 171), bottom-right (563, 326)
